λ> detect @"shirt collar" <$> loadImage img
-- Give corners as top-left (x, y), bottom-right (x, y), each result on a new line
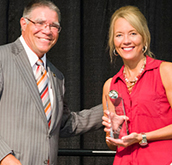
top-left (113, 56), bottom-right (161, 83)
top-left (19, 35), bottom-right (46, 68)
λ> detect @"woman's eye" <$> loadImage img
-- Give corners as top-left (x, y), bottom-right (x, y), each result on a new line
top-left (131, 32), bottom-right (137, 35)
top-left (116, 34), bottom-right (121, 37)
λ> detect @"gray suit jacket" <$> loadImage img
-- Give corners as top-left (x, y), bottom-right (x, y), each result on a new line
top-left (0, 38), bottom-right (103, 165)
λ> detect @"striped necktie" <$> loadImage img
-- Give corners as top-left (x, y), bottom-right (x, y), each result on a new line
top-left (36, 59), bottom-right (52, 127)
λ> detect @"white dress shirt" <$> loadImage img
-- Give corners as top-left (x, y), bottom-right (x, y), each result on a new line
top-left (19, 35), bottom-right (54, 107)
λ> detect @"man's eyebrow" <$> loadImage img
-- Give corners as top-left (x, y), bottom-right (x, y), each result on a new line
top-left (53, 22), bottom-right (60, 26)
top-left (34, 18), bottom-right (60, 25)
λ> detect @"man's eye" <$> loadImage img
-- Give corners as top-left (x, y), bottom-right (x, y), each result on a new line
top-left (51, 24), bottom-right (59, 29)
top-left (36, 21), bottom-right (44, 25)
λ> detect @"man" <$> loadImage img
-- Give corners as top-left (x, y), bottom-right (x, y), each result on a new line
top-left (0, 1), bottom-right (103, 164)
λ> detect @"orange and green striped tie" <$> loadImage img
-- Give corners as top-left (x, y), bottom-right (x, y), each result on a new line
top-left (36, 59), bottom-right (52, 127)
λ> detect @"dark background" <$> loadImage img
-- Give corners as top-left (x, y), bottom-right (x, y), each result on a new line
top-left (1, 0), bottom-right (172, 164)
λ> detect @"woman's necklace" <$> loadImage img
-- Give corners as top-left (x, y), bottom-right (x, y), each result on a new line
top-left (123, 57), bottom-right (146, 93)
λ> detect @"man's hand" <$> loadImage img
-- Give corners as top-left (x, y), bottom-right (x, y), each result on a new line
top-left (0, 154), bottom-right (21, 165)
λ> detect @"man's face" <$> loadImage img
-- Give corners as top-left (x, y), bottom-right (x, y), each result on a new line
top-left (20, 7), bottom-right (60, 58)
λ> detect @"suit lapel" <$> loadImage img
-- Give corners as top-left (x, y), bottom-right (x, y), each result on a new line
top-left (12, 39), bottom-right (48, 126)
top-left (47, 63), bottom-right (63, 132)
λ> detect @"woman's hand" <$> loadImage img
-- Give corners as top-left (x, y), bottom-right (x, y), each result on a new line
top-left (102, 110), bottom-right (112, 132)
top-left (103, 110), bottom-right (141, 148)
top-left (106, 132), bottom-right (142, 148)
top-left (102, 110), bottom-right (129, 135)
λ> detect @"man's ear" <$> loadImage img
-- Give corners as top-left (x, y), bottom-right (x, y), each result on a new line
top-left (20, 17), bottom-right (27, 31)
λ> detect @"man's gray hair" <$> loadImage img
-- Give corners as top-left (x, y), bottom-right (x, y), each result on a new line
top-left (23, 0), bottom-right (61, 22)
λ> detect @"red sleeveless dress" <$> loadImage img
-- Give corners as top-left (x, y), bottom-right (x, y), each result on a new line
top-left (110, 56), bottom-right (172, 165)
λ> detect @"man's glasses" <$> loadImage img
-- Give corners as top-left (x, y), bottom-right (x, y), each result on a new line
top-left (25, 17), bottom-right (62, 33)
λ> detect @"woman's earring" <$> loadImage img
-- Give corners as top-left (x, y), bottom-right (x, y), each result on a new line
top-left (113, 49), bottom-right (118, 56)
top-left (142, 45), bottom-right (147, 54)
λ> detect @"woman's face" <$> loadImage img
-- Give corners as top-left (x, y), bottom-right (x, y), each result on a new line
top-left (113, 18), bottom-right (144, 61)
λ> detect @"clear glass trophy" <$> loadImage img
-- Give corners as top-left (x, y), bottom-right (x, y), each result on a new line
top-left (106, 90), bottom-right (129, 139)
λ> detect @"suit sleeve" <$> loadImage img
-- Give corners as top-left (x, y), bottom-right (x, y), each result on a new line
top-left (0, 136), bottom-right (13, 161)
top-left (0, 61), bottom-right (13, 160)
top-left (59, 103), bottom-right (103, 138)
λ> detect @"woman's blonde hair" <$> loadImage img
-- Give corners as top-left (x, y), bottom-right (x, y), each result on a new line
top-left (108, 6), bottom-right (153, 61)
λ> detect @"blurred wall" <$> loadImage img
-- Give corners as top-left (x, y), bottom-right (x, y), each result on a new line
top-left (0, 0), bottom-right (172, 164)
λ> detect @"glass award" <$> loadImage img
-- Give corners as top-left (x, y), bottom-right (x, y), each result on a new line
top-left (106, 90), bottom-right (129, 139)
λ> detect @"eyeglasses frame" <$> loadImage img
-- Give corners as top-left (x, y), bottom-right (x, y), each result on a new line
top-left (25, 17), bottom-right (62, 33)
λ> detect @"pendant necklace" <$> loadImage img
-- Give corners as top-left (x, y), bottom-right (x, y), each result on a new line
top-left (123, 57), bottom-right (146, 93)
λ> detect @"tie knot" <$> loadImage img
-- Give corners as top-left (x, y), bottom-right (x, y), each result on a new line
top-left (37, 59), bottom-right (44, 66)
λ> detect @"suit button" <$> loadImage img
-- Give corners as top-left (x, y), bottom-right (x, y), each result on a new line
top-left (47, 134), bottom-right (51, 139)
top-left (44, 160), bottom-right (48, 164)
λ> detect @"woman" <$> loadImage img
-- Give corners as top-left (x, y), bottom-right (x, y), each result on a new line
top-left (102, 5), bottom-right (172, 165)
